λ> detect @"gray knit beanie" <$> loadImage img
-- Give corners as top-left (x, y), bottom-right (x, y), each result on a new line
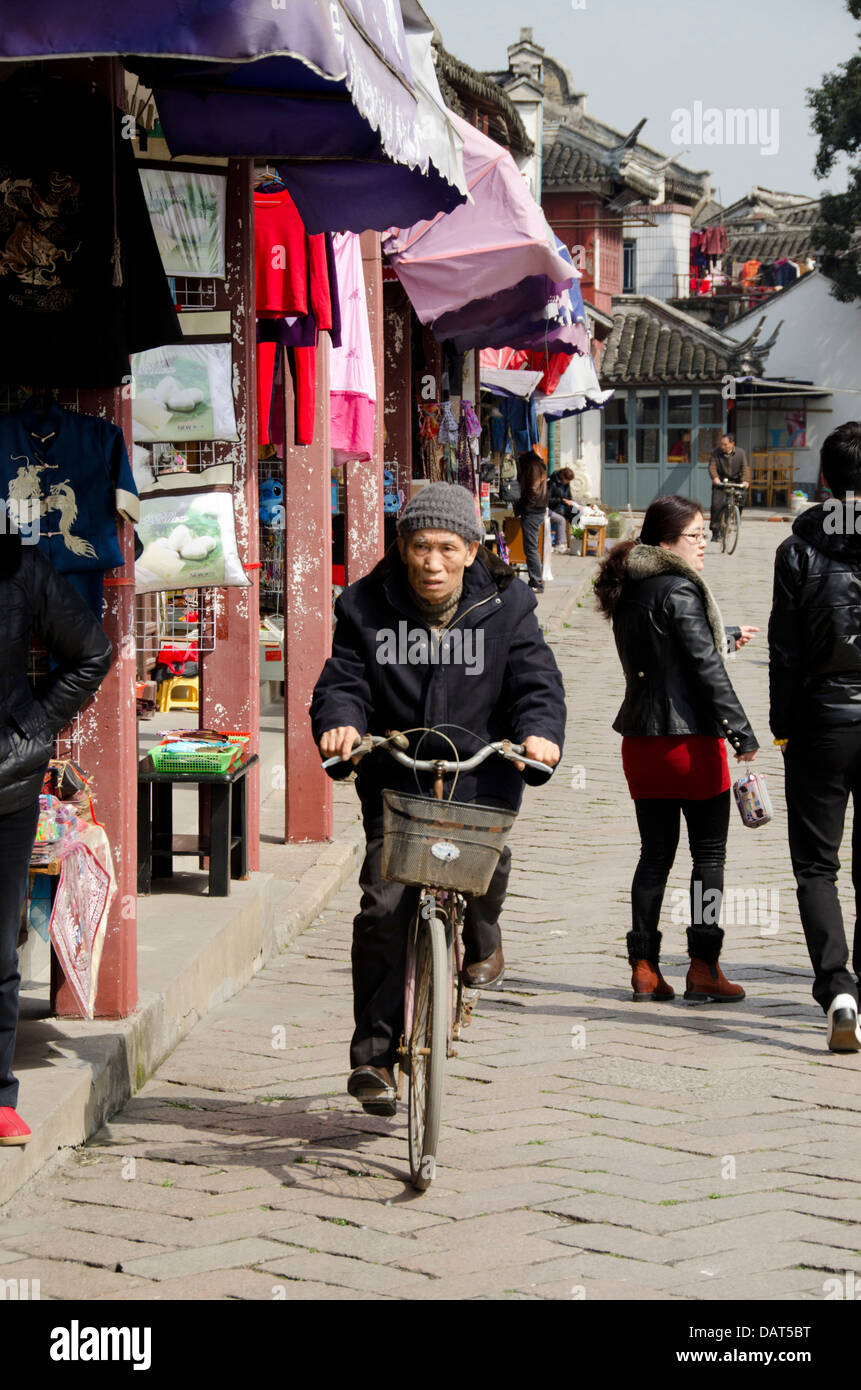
top-left (397, 482), bottom-right (482, 544)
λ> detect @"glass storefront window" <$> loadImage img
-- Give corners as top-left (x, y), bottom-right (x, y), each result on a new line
top-left (667, 428), bottom-right (692, 462)
top-left (668, 393), bottom-right (693, 424)
top-left (636, 428), bottom-right (660, 463)
top-left (603, 396), bottom-right (629, 428)
top-left (698, 428), bottom-right (722, 462)
top-left (634, 393), bottom-right (660, 426)
top-left (605, 429), bottom-right (627, 464)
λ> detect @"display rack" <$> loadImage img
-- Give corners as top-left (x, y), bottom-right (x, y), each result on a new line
top-left (135, 587), bottom-right (217, 667)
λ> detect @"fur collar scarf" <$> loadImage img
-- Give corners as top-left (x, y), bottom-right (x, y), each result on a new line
top-left (625, 542), bottom-right (728, 660)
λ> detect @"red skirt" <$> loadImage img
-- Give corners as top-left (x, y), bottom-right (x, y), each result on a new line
top-left (621, 735), bottom-right (730, 801)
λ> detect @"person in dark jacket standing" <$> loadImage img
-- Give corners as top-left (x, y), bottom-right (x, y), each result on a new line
top-left (0, 531), bottom-right (112, 1146)
top-left (548, 467), bottom-right (580, 550)
top-left (769, 422), bottom-right (861, 1051)
top-left (310, 482), bottom-right (565, 1115)
top-left (515, 450), bottom-right (548, 592)
top-left (595, 495), bottom-right (759, 1004)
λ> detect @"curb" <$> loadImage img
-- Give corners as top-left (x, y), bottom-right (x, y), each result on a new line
top-left (0, 824), bottom-right (364, 1208)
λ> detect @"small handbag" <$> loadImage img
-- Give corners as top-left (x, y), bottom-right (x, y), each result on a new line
top-left (732, 770), bottom-right (773, 828)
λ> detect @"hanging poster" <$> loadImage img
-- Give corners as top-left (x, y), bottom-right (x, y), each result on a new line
top-left (135, 485), bottom-right (249, 592)
top-left (131, 343), bottom-right (238, 442)
top-left (140, 167), bottom-right (227, 278)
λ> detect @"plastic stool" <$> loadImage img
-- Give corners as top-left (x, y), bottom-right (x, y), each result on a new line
top-left (157, 677), bottom-right (200, 713)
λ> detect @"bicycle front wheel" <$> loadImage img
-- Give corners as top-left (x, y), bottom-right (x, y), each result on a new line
top-left (407, 907), bottom-right (449, 1190)
top-left (723, 504), bottom-right (740, 555)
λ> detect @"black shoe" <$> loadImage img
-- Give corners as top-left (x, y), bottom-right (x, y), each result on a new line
top-left (528, 581), bottom-right (545, 593)
top-left (347, 1065), bottom-right (397, 1116)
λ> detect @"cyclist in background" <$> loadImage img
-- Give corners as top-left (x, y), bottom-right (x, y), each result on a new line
top-left (310, 483), bottom-right (564, 1115)
top-left (708, 433), bottom-right (750, 541)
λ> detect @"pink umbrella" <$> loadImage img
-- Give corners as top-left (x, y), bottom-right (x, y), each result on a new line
top-left (383, 112), bottom-right (574, 325)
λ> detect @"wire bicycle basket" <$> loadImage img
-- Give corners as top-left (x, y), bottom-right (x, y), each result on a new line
top-left (381, 790), bottom-right (516, 895)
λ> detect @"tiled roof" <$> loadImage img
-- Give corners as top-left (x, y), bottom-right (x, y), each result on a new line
top-left (729, 228), bottom-right (819, 262)
top-left (600, 297), bottom-right (775, 384)
top-left (542, 140), bottom-right (607, 187)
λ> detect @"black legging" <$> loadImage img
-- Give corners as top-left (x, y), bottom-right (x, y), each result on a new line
top-left (632, 792), bottom-right (730, 943)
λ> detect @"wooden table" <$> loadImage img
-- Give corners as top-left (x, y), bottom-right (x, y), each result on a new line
top-left (137, 751), bottom-right (258, 897)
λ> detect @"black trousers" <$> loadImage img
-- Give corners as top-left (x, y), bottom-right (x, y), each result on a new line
top-left (520, 508), bottom-right (545, 587)
top-left (0, 798), bottom-right (42, 1109)
top-left (631, 793), bottom-right (730, 948)
top-left (784, 727), bottom-right (861, 1011)
top-left (350, 838), bottom-right (512, 1069)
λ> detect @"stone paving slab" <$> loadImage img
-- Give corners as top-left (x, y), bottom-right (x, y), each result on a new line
top-left (4, 542), bottom-right (861, 1300)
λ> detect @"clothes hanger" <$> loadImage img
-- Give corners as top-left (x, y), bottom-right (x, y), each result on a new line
top-left (254, 165), bottom-right (286, 192)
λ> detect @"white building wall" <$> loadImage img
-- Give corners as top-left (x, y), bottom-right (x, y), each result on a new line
top-left (558, 410), bottom-right (603, 499)
top-left (624, 210), bottom-right (690, 300)
top-left (724, 271), bottom-right (861, 491)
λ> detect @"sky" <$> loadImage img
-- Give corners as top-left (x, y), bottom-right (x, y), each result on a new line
top-left (425, 0), bottom-right (858, 206)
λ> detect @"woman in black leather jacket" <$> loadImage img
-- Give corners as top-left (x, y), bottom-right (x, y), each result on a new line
top-left (0, 531), bottom-right (111, 1147)
top-left (595, 494), bottom-right (759, 1005)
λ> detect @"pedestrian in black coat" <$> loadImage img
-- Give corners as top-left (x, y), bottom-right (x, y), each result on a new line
top-left (0, 532), bottom-right (112, 1146)
top-left (769, 421), bottom-right (861, 1050)
top-left (310, 482), bottom-right (565, 1114)
top-left (595, 494), bottom-right (759, 1006)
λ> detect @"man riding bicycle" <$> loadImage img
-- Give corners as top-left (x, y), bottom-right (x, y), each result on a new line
top-left (310, 482), bottom-right (565, 1115)
top-left (708, 433), bottom-right (750, 541)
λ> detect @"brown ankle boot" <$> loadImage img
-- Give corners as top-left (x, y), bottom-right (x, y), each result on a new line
top-left (627, 931), bottom-right (675, 1002)
top-left (684, 929), bottom-right (745, 1002)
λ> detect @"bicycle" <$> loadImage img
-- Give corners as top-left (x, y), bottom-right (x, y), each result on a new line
top-left (322, 728), bottom-right (550, 1191)
top-left (715, 480), bottom-right (746, 555)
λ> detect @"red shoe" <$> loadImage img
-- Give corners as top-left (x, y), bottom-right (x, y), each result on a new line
top-left (0, 1107), bottom-right (31, 1146)
top-left (684, 958), bottom-right (745, 1003)
top-left (631, 960), bottom-right (675, 1002)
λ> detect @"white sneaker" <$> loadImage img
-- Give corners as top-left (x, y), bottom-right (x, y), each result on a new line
top-left (826, 993), bottom-right (861, 1052)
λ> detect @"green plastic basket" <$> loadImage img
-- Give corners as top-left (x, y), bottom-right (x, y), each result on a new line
top-left (149, 743), bottom-right (239, 775)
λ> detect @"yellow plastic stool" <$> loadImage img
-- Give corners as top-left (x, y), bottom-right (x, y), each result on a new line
top-left (157, 677), bottom-right (200, 713)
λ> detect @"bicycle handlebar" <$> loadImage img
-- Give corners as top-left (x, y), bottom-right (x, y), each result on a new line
top-left (321, 731), bottom-right (554, 776)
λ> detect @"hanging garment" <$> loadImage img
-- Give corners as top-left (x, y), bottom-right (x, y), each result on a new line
top-left (757, 263), bottom-right (777, 288)
top-left (328, 232), bottom-right (375, 464)
top-left (437, 401), bottom-right (459, 446)
top-left (740, 260), bottom-right (761, 287)
top-left (701, 226), bottom-right (729, 256)
top-left (500, 397), bottom-right (539, 455)
top-left (254, 189), bottom-right (332, 326)
top-left (0, 401), bottom-right (138, 615)
top-left (461, 400), bottom-right (482, 439)
top-left (0, 73), bottom-right (181, 387)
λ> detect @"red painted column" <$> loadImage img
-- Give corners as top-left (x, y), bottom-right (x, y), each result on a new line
top-left (57, 388), bottom-right (138, 1018)
top-left (199, 159), bottom-right (261, 870)
top-left (283, 338), bottom-right (333, 842)
top-left (344, 232), bottom-right (384, 583)
top-left (382, 281), bottom-right (412, 499)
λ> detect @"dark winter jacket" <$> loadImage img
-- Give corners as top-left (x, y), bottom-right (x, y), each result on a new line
top-left (611, 544), bottom-right (757, 754)
top-left (309, 544), bottom-right (566, 837)
top-left (0, 533), bottom-right (112, 815)
top-left (548, 474), bottom-right (575, 514)
top-left (769, 501), bottom-right (861, 737)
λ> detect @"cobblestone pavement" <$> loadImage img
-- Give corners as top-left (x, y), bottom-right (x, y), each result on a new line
top-left (4, 519), bottom-right (861, 1301)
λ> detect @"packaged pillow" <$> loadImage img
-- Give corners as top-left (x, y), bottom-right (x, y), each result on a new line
top-left (135, 485), bottom-right (249, 592)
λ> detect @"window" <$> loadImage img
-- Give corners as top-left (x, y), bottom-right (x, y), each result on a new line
top-left (697, 392), bottom-right (724, 462)
top-left (623, 240), bottom-right (636, 293)
top-left (603, 393), bottom-right (628, 464)
top-left (635, 392), bottom-right (659, 465)
top-left (667, 391), bottom-right (693, 463)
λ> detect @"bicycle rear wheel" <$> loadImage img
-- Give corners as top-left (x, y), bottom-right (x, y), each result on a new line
top-left (407, 907), bottom-right (449, 1190)
top-left (723, 504), bottom-right (740, 555)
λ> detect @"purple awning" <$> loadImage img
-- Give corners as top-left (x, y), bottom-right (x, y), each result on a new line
top-left (0, 0), bottom-right (468, 234)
